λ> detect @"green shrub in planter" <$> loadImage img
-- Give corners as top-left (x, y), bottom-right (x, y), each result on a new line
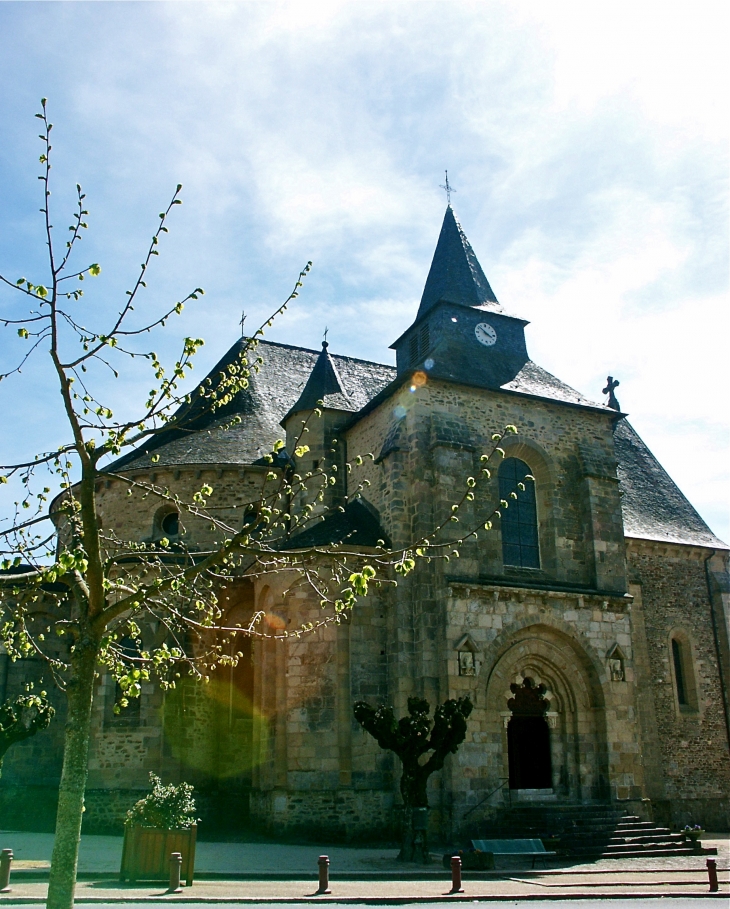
top-left (125, 774), bottom-right (198, 830)
top-left (121, 774), bottom-right (198, 886)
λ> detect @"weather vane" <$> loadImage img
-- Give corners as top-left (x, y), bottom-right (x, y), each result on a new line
top-left (440, 170), bottom-right (456, 205)
top-left (239, 310), bottom-right (246, 337)
top-left (323, 326), bottom-right (329, 346)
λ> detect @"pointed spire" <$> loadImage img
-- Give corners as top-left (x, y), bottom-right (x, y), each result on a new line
top-left (284, 340), bottom-right (354, 420)
top-left (416, 206), bottom-right (500, 321)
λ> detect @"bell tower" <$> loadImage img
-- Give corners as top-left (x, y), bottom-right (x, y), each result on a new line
top-left (391, 206), bottom-right (530, 389)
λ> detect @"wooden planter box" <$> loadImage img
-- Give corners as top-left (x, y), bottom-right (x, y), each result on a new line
top-left (120, 824), bottom-right (197, 886)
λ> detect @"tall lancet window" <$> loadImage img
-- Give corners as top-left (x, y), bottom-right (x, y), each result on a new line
top-left (499, 457), bottom-right (540, 569)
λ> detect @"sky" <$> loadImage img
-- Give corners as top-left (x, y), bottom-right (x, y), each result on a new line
top-left (0, 0), bottom-right (728, 544)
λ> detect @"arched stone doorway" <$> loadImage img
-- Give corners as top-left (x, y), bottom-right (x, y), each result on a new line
top-left (482, 623), bottom-right (609, 802)
top-left (507, 678), bottom-right (552, 790)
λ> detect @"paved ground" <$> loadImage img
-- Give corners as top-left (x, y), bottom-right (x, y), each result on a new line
top-left (0, 831), bottom-right (727, 904)
top-left (0, 874), bottom-right (728, 904)
top-left (1, 831), bottom-right (728, 877)
top-left (6, 901), bottom-right (724, 909)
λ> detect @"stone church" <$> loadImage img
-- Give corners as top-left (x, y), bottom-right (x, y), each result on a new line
top-left (2, 205), bottom-right (729, 838)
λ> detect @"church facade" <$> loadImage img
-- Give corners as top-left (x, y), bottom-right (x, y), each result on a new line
top-left (2, 206), bottom-right (729, 837)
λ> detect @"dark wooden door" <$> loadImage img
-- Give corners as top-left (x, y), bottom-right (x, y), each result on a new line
top-left (507, 715), bottom-right (552, 789)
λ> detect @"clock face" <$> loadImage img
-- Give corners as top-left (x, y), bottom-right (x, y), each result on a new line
top-left (475, 322), bottom-right (497, 346)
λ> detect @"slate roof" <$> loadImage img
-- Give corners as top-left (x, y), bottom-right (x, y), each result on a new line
top-left (108, 333), bottom-right (725, 552)
top-left (416, 206), bottom-right (501, 322)
top-left (282, 500), bottom-right (391, 550)
top-left (109, 340), bottom-right (396, 471)
top-left (283, 341), bottom-right (355, 420)
top-left (110, 333), bottom-right (615, 475)
top-left (501, 360), bottom-right (607, 410)
top-left (614, 419), bottom-right (727, 549)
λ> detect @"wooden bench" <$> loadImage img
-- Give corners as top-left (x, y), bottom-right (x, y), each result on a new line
top-left (471, 838), bottom-right (556, 868)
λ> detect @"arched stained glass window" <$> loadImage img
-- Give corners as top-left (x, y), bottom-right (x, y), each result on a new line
top-left (498, 457), bottom-right (539, 569)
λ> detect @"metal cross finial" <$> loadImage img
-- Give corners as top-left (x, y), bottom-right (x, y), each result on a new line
top-left (440, 170), bottom-right (456, 205)
top-left (323, 327), bottom-right (329, 346)
top-left (239, 310), bottom-right (246, 337)
top-left (602, 375), bottom-right (620, 411)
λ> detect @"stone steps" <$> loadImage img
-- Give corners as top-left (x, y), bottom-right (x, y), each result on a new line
top-left (482, 803), bottom-right (697, 859)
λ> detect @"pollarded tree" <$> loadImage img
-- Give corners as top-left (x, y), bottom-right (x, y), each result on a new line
top-left (0, 102), bottom-right (527, 909)
top-left (354, 696), bottom-right (473, 862)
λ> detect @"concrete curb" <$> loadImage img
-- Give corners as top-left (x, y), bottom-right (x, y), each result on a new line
top-left (1, 894), bottom-right (729, 905)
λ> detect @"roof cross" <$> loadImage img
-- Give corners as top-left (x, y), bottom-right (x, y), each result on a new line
top-left (323, 326), bottom-right (329, 347)
top-left (239, 310), bottom-right (246, 337)
top-left (602, 375), bottom-right (620, 411)
top-left (440, 170), bottom-right (456, 205)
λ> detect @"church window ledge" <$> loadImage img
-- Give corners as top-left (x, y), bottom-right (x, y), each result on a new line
top-left (428, 439), bottom-right (476, 452)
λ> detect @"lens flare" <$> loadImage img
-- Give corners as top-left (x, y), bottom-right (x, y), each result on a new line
top-left (162, 677), bottom-right (269, 777)
top-left (264, 612), bottom-right (286, 631)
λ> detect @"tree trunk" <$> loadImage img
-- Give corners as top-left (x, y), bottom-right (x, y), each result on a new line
top-left (398, 805), bottom-right (414, 862)
top-left (397, 762), bottom-right (431, 862)
top-left (46, 638), bottom-right (98, 909)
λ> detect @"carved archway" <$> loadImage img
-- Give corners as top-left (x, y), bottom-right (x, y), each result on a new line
top-left (482, 623), bottom-right (609, 801)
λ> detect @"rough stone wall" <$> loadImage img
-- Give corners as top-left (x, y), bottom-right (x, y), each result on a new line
top-left (85, 673), bottom-right (166, 791)
top-left (249, 787), bottom-right (395, 842)
top-left (347, 378), bottom-right (625, 592)
top-left (247, 590), bottom-right (397, 838)
top-left (93, 464), bottom-right (272, 552)
top-left (627, 539), bottom-right (730, 829)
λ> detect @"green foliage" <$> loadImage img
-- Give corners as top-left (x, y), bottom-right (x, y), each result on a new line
top-left (125, 773), bottom-right (198, 830)
top-left (0, 691), bottom-right (55, 770)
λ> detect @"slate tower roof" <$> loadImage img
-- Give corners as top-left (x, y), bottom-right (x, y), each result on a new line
top-left (416, 205), bottom-right (501, 321)
top-left (391, 205), bottom-right (531, 388)
top-left (283, 340), bottom-right (356, 421)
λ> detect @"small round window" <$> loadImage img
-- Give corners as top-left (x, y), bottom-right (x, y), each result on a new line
top-left (160, 511), bottom-right (179, 537)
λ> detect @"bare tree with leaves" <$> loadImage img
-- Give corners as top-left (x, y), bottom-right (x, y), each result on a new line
top-left (0, 101), bottom-right (527, 909)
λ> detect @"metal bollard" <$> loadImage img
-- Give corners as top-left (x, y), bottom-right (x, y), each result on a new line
top-left (317, 854), bottom-right (331, 894)
top-left (168, 852), bottom-right (183, 893)
top-left (707, 858), bottom-right (718, 893)
top-left (450, 855), bottom-right (464, 894)
top-left (0, 849), bottom-right (12, 893)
